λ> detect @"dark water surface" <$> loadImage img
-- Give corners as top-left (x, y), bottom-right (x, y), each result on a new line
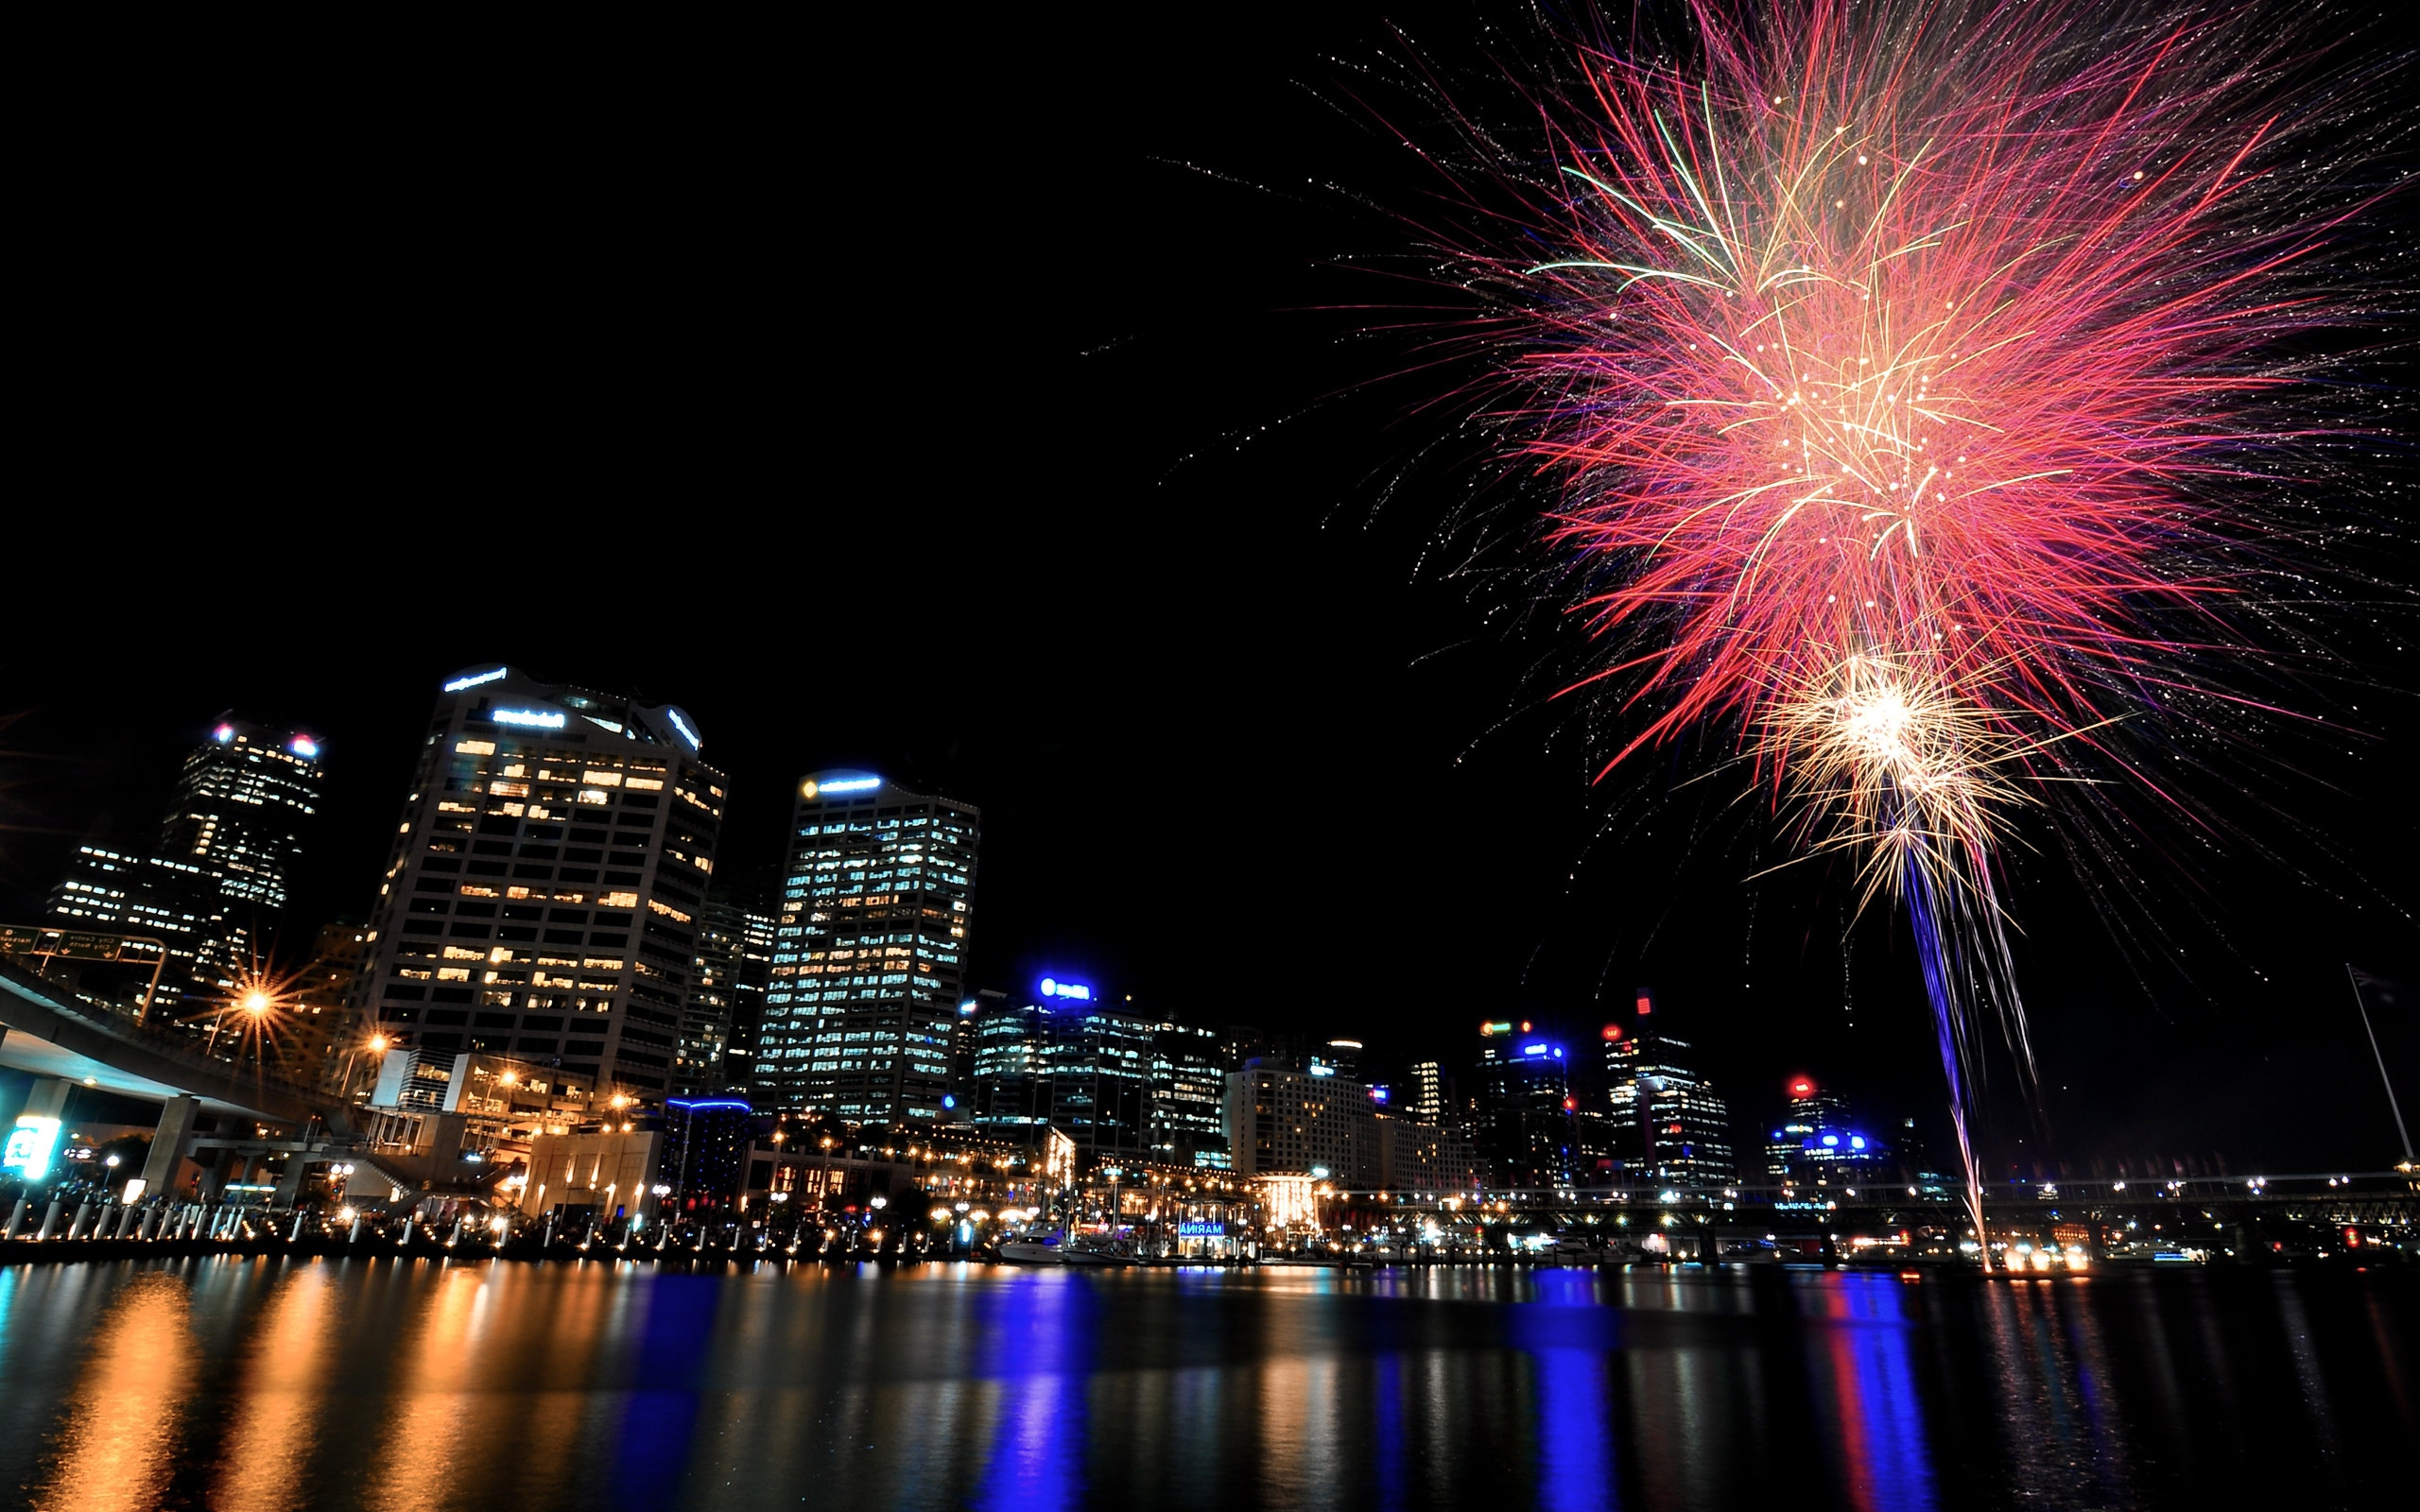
top-left (0, 1258), bottom-right (2411, 1511)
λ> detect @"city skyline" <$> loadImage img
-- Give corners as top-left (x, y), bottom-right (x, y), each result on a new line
top-left (3, 663), bottom-right (2411, 1181)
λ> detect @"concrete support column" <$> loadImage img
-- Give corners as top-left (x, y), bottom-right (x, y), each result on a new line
top-left (68, 1201), bottom-right (93, 1240)
top-left (37, 1199), bottom-right (63, 1241)
top-left (22, 1077), bottom-right (72, 1122)
top-left (272, 1155), bottom-right (311, 1209)
top-left (140, 1096), bottom-right (202, 1199)
top-left (5, 1197), bottom-right (26, 1239)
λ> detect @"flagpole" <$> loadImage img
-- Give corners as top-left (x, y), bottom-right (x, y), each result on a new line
top-left (2345, 964), bottom-right (2415, 1169)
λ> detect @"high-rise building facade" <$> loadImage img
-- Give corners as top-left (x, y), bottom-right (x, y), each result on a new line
top-left (44, 849), bottom-right (231, 1012)
top-left (1603, 1026), bottom-right (1736, 1186)
top-left (43, 715), bottom-right (323, 1015)
top-left (159, 716), bottom-right (323, 909)
top-left (351, 665), bottom-right (726, 1100)
top-left (675, 888), bottom-right (775, 1098)
top-left (756, 771), bottom-right (977, 1123)
top-left (1404, 1059), bottom-right (1448, 1125)
top-left (1765, 1075), bottom-right (1891, 1182)
top-left (1475, 1036), bottom-right (1579, 1188)
top-left (1150, 1021), bottom-right (1229, 1167)
top-left (1225, 1060), bottom-right (1381, 1185)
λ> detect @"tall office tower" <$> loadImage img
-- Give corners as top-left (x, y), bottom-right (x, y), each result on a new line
top-left (43, 715), bottom-right (322, 1013)
top-left (1603, 1024), bottom-right (1737, 1186)
top-left (676, 888), bottom-right (775, 1098)
top-left (352, 665), bottom-right (726, 1100)
top-left (159, 716), bottom-right (324, 909)
top-left (43, 849), bottom-right (231, 1011)
top-left (1223, 1060), bottom-right (1382, 1185)
top-left (1320, 1040), bottom-right (1364, 1081)
top-left (1150, 1021), bottom-right (1230, 1167)
top-left (756, 770), bottom-right (977, 1123)
top-left (1474, 1032), bottom-right (1579, 1188)
top-left (964, 977), bottom-right (1152, 1159)
top-left (1764, 1075), bottom-right (1889, 1182)
top-left (953, 988), bottom-right (1005, 1106)
top-left (1404, 1060), bottom-right (1447, 1125)
top-left (723, 895), bottom-right (775, 1091)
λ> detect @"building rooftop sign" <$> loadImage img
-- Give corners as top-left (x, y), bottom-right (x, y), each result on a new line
top-left (444, 667), bottom-right (509, 693)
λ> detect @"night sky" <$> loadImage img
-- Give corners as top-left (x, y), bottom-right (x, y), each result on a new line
top-left (11, 3), bottom-right (2416, 1177)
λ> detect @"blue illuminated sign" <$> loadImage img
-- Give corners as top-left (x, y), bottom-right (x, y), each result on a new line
top-left (1038, 977), bottom-right (1093, 1002)
top-left (942, 1094), bottom-right (957, 1109)
top-left (1521, 1043), bottom-right (1548, 1057)
top-left (667, 1098), bottom-right (752, 1112)
top-left (4, 1116), bottom-right (61, 1182)
top-left (1821, 1134), bottom-right (1841, 1147)
top-left (666, 709), bottom-right (700, 750)
top-left (1368, 1087), bottom-right (1389, 1103)
top-left (804, 775), bottom-right (882, 799)
top-left (1849, 1135), bottom-right (1867, 1150)
top-left (290, 735), bottom-right (320, 759)
top-left (492, 709), bottom-right (567, 729)
top-left (1309, 1062), bottom-right (1336, 1077)
top-left (444, 667), bottom-right (508, 693)
top-left (214, 724), bottom-right (234, 743)
top-left (1176, 1222), bottom-right (1226, 1237)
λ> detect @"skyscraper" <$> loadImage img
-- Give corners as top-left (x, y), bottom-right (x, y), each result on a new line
top-left (1765, 1075), bottom-right (1891, 1182)
top-left (1603, 1024), bottom-right (1736, 1186)
top-left (350, 664), bottom-right (727, 1100)
top-left (1151, 1021), bottom-right (1229, 1167)
top-left (1475, 1032), bottom-right (1579, 1188)
top-left (43, 714), bottom-right (322, 1014)
top-left (159, 716), bottom-right (323, 909)
top-left (756, 770), bottom-right (978, 1123)
top-left (675, 888), bottom-right (775, 1098)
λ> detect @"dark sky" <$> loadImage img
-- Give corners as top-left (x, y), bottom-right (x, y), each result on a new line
top-left (10, 4), bottom-right (2416, 1177)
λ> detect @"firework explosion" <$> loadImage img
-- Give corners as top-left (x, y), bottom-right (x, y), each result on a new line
top-left (1442, 0), bottom-right (2399, 1261)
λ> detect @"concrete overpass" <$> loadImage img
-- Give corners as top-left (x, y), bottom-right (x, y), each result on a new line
top-left (0, 959), bottom-right (455, 1206)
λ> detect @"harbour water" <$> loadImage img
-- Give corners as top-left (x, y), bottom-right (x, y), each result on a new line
top-left (0, 1258), bottom-right (2410, 1510)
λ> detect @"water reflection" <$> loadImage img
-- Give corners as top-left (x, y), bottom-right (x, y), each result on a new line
top-left (213, 1263), bottom-right (337, 1512)
top-left (27, 1270), bottom-right (195, 1512)
top-left (0, 1259), bottom-right (2407, 1511)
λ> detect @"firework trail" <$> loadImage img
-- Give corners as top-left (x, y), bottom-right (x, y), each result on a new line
top-left (1431, 0), bottom-right (2401, 1261)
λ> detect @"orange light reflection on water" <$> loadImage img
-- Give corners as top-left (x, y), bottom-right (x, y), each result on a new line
top-left (210, 1263), bottom-right (337, 1512)
top-left (30, 1272), bottom-right (194, 1512)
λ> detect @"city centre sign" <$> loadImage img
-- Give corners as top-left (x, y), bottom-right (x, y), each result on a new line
top-left (491, 709), bottom-right (567, 729)
top-left (1037, 977), bottom-right (1093, 1002)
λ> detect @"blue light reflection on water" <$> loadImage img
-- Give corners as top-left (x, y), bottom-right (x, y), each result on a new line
top-left (1521, 1268), bottom-right (1622, 1512)
top-left (1799, 1272), bottom-right (1934, 1512)
top-left (971, 1271), bottom-right (1090, 1512)
top-left (0, 1259), bottom-right (2409, 1510)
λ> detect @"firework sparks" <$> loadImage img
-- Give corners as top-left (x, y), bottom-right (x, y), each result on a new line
top-left (1423, 0), bottom-right (2399, 1263)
